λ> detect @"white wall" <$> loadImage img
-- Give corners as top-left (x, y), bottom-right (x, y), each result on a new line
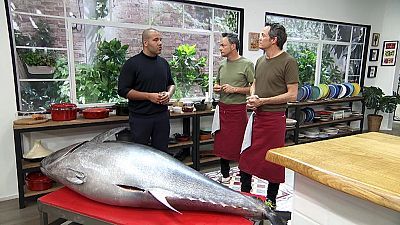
top-left (364, 0), bottom-right (400, 129)
top-left (0, 0), bottom-right (18, 201)
top-left (0, 0), bottom-right (399, 200)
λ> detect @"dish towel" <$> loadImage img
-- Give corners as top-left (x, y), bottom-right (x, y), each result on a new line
top-left (211, 105), bottom-right (220, 134)
top-left (240, 111), bottom-right (255, 154)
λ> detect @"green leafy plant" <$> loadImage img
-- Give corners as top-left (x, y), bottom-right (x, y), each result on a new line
top-left (287, 45), bottom-right (316, 85)
top-left (363, 86), bottom-right (400, 115)
top-left (75, 38), bottom-right (128, 103)
top-left (320, 50), bottom-right (343, 84)
top-left (20, 50), bottom-right (57, 67)
top-left (169, 44), bottom-right (208, 99)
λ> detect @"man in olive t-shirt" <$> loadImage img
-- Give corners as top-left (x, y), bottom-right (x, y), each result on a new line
top-left (239, 23), bottom-right (299, 209)
top-left (213, 33), bottom-right (254, 184)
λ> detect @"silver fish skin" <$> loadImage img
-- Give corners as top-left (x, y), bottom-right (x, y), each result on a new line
top-left (41, 127), bottom-right (283, 225)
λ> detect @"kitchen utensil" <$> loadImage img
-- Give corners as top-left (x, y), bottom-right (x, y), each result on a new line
top-left (82, 108), bottom-right (110, 119)
top-left (50, 103), bottom-right (77, 121)
top-left (25, 172), bottom-right (53, 191)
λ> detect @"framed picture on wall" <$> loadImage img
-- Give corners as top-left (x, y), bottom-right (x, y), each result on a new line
top-left (381, 40), bottom-right (399, 66)
top-left (367, 66), bottom-right (377, 78)
top-left (369, 49), bottom-right (379, 61)
top-left (371, 33), bottom-right (380, 47)
top-left (248, 32), bottom-right (260, 51)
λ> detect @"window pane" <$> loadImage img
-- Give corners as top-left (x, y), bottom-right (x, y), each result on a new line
top-left (20, 81), bottom-right (70, 111)
top-left (350, 44), bottom-right (363, 59)
top-left (72, 24), bottom-right (133, 104)
top-left (16, 49), bottom-right (68, 79)
top-left (65, 0), bottom-right (84, 19)
top-left (286, 18), bottom-right (321, 40)
top-left (183, 5), bottom-right (212, 30)
top-left (265, 15), bottom-right (285, 24)
top-left (10, 0), bottom-right (65, 16)
top-left (320, 44), bottom-right (348, 84)
top-left (337, 25), bottom-right (351, 42)
top-left (349, 60), bottom-right (361, 75)
top-left (287, 41), bottom-right (318, 85)
top-left (352, 26), bottom-right (365, 43)
top-left (213, 32), bottom-right (222, 55)
top-left (150, 0), bottom-right (181, 27)
top-left (12, 14), bottom-right (66, 48)
top-left (169, 34), bottom-right (210, 99)
top-left (214, 9), bottom-right (238, 33)
top-left (322, 23), bottom-right (337, 41)
top-left (348, 75), bottom-right (360, 84)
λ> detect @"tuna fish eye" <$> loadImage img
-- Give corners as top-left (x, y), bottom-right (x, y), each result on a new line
top-left (117, 184), bottom-right (145, 192)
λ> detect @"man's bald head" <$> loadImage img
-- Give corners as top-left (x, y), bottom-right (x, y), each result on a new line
top-left (142, 28), bottom-right (159, 44)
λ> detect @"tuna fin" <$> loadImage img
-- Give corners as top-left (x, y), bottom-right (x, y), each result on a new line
top-left (91, 127), bottom-right (129, 143)
top-left (65, 168), bottom-right (86, 185)
top-left (148, 188), bottom-right (182, 214)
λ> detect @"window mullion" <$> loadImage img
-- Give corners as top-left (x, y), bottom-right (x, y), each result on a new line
top-left (208, 33), bottom-right (214, 101)
top-left (315, 41), bottom-right (323, 85)
top-left (66, 19), bottom-right (77, 104)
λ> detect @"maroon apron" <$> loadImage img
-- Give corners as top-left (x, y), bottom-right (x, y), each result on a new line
top-left (239, 111), bottom-right (286, 183)
top-left (213, 102), bottom-right (248, 161)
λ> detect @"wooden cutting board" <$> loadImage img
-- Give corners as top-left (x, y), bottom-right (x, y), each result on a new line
top-left (13, 118), bottom-right (49, 125)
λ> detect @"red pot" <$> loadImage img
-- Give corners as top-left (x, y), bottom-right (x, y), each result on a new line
top-left (25, 172), bottom-right (53, 191)
top-left (51, 103), bottom-right (77, 121)
top-left (82, 108), bottom-right (110, 119)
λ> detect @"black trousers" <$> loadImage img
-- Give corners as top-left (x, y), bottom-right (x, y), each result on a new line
top-left (220, 158), bottom-right (230, 178)
top-left (129, 111), bottom-right (170, 152)
top-left (240, 171), bottom-right (280, 203)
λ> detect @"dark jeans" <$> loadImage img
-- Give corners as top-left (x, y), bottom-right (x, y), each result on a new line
top-left (129, 111), bottom-right (170, 152)
top-left (240, 171), bottom-right (280, 203)
top-left (220, 158), bottom-right (230, 178)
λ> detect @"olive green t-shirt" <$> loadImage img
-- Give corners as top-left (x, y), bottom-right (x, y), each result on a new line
top-left (255, 52), bottom-right (299, 111)
top-left (216, 57), bottom-right (255, 104)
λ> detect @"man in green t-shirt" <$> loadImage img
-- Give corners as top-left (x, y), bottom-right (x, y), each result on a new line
top-left (239, 23), bottom-right (299, 209)
top-left (212, 33), bottom-right (255, 184)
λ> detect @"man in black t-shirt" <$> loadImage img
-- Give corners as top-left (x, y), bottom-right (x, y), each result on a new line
top-left (118, 28), bottom-right (175, 152)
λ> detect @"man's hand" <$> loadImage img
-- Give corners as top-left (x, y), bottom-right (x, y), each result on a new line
top-left (159, 92), bottom-right (170, 105)
top-left (246, 95), bottom-right (261, 110)
top-left (221, 84), bottom-right (237, 93)
top-left (148, 93), bottom-right (163, 104)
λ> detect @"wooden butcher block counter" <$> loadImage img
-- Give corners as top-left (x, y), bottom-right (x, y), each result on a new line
top-left (266, 132), bottom-right (400, 213)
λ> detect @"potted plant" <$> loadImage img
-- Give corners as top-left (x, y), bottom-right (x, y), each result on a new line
top-left (20, 50), bottom-right (57, 78)
top-left (169, 44), bottom-right (208, 100)
top-left (363, 86), bottom-right (400, 131)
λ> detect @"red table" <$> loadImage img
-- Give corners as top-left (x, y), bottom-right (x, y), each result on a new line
top-left (38, 187), bottom-right (257, 225)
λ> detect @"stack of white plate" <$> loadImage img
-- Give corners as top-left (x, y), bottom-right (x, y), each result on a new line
top-left (286, 118), bottom-right (297, 128)
top-left (323, 127), bottom-right (339, 135)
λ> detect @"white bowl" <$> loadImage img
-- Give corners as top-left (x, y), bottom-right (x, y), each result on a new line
top-left (172, 106), bottom-right (182, 113)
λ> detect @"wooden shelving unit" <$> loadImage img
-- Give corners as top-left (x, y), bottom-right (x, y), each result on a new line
top-left (286, 96), bottom-right (365, 145)
top-left (13, 110), bottom-right (219, 208)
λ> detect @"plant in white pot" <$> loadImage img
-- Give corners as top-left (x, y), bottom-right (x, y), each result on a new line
top-left (363, 86), bottom-right (400, 131)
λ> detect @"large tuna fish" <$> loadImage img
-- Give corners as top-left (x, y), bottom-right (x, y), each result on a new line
top-left (41, 127), bottom-right (284, 225)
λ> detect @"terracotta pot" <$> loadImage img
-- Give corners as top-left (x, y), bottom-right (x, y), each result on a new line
top-left (50, 103), bottom-right (77, 121)
top-left (82, 108), bottom-right (110, 119)
top-left (367, 114), bottom-right (383, 132)
top-left (25, 172), bottom-right (53, 191)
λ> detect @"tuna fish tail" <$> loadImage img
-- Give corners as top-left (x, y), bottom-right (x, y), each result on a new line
top-left (262, 205), bottom-right (286, 225)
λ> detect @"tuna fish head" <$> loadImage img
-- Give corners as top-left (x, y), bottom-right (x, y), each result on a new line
top-left (40, 141), bottom-right (88, 185)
